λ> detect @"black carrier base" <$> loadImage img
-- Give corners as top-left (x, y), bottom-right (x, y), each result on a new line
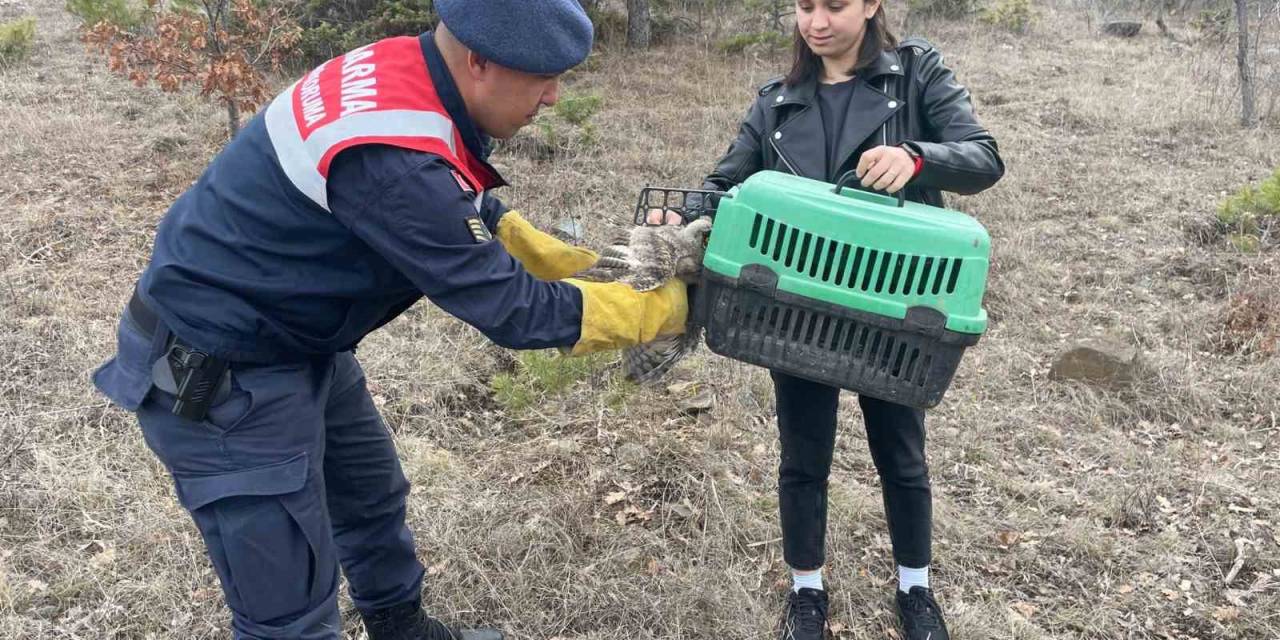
top-left (693, 266), bottom-right (980, 409)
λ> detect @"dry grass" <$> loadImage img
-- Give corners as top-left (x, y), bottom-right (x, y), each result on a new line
top-left (2, 2), bottom-right (1279, 639)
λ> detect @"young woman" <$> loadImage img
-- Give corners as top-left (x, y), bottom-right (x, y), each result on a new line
top-left (687, 1), bottom-right (1003, 638)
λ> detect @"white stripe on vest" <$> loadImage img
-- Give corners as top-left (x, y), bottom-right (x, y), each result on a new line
top-left (261, 38), bottom-right (490, 214)
top-left (265, 87), bottom-right (460, 212)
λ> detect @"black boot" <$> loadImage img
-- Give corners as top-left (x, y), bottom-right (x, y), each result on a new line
top-left (779, 588), bottom-right (829, 640)
top-left (360, 600), bottom-right (505, 640)
top-left (896, 587), bottom-right (950, 640)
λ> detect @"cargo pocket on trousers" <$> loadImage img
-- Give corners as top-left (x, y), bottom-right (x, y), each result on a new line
top-left (172, 453), bottom-right (335, 624)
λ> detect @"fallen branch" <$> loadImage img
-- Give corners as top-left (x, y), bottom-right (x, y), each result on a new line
top-left (1224, 537), bottom-right (1250, 585)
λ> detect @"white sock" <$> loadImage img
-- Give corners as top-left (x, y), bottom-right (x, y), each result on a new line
top-left (898, 565), bottom-right (929, 593)
top-left (791, 568), bottom-right (824, 593)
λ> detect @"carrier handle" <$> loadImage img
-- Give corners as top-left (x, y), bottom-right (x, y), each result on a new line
top-left (832, 170), bottom-right (907, 208)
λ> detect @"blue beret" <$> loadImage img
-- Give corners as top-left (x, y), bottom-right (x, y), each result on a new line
top-left (435, 0), bottom-right (594, 75)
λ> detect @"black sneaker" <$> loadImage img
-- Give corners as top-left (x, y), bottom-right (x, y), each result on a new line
top-left (896, 587), bottom-right (950, 640)
top-left (360, 600), bottom-right (505, 640)
top-left (779, 587), bottom-right (829, 640)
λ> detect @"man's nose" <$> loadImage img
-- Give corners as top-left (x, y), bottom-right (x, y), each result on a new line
top-left (542, 79), bottom-right (561, 107)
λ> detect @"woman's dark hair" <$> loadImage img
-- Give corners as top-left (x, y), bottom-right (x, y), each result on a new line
top-left (785, 3), bottom-right (898, 86)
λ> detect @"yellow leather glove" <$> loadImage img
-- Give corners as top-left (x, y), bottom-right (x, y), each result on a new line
top-left (496, 211), bottom-right (599, 281)
top-left (562, 278), bottom-right (688, 356)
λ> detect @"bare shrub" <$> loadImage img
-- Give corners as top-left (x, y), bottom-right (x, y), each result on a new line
top-left (982, 0), bottom-right (1035, 33)
top-left (0, 16), bottom-right (35, 64)
top-left (78, 0), bottom-right (300, 136)
top-left (1216, 283), bottom-right (1280, 355)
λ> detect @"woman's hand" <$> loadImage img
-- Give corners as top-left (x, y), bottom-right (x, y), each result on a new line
top-left (855, 145), bottom-right (916, 194)
top-left (644, 209), bottom-right (685, 225)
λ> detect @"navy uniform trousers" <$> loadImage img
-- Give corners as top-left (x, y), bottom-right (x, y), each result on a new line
top-left (95, 313), bottom-right (424, 639)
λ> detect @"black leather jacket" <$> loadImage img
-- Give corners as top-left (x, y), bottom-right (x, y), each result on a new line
top-left (700, 38), bottom-right (1004, 209)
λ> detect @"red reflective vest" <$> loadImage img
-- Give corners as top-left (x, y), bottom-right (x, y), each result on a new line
top-left (263, 36), bottom-right (501, 212)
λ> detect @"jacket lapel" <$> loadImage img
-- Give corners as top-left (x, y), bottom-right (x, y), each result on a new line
top-left (769, 80), bottom-right (825, 180)
top-left (830, 49), bottom-right (907, 178)
top-left (768, 48), bottom-right (909, 182)
top-left (829, 80), bottom-right (900, 177)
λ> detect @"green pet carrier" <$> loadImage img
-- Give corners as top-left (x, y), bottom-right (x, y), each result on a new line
top-left (636, 170), bottom-right (991, 408)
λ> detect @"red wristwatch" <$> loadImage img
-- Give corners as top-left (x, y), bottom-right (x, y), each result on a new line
top-left (900, 144), bottom-right (923, 177)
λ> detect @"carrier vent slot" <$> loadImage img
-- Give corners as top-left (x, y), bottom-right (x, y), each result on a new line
top-left (859, 249), bottom-right (879, 291)
top-left (833, 244), bottom-right (851, 286)
top-left (902, 256), bottom-right (921, 296)
top-left (917, 354), bottom-right (933, 387)
top-left (759, 219), bottom-right (776, 256)
top-left (808, 236), bottom-right (826, 278)
top-left (821, 240), bottom-right (839, 281)
top-left (824, 318), bottom-right (844, 353)
top-left (901, 347), bottom-right (921, 381)
top-left (945, 258), bottom-right (963, 294)
top-left (793, 231), bottom-right (813, 272)
top-left (916, 258), bottom-right (935, 295)
top-left (863, 330), bottom-right (884, 373)
top-left (800, 311), bottom-right (819, 343)
top-left (931, 258), bottom-right (950, 295)
top-left (748, 213), bottom-right (763, 249)
top-left (873, 251), bottom-right (893, 293)
top-left (890, 342), bottom-right (909, 378)
top-left (877, 335), bottom-right (898, 376)
top-left (887, 254), bottom-right (907, 295)
top-left (846, 247), bottom-right (864, 289)
top-left (771, 224), bottom-right (789, 262)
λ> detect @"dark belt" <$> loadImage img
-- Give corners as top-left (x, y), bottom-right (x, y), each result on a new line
top-left (126, 287), bottom-right (161, 337)
top-left (127, 287), bottom-right (230, 421)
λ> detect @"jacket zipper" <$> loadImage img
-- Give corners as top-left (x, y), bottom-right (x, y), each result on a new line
top-left (881, 78), bottom-right (889, 147)
top-left (769, 135), bottom-right (801, 175)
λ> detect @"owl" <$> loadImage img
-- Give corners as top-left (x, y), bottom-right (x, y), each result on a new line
top-left (575, 217), bottom-right (713, 382)
top-left (576, 217), bottom-right (713, 291)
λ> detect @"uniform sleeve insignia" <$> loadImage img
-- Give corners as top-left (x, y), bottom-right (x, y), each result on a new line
top-left (465, 217), bottom-right (493, 243)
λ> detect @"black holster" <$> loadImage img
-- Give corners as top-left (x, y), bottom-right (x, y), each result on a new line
top-left (163, 343), bottom-right (230, 422)
top-left (129, 287), bottom-right (231, 422)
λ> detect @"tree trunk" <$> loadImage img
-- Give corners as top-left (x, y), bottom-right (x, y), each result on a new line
top-left (626, 0), bottom-right (651, 49)
top-left (226, 101), bottom-right (241, 137)
top-left (1236, 0), bottom-right (1256, 128)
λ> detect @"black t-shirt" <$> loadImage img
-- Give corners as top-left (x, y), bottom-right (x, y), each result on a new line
top-left (816, 77), bottom-right (858, 181)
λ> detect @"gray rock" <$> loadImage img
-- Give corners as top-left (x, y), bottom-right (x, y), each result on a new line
top-left (678, 389), bottom-right (716, 416)
top-left (1050, 339), bottom-right (1143, 387)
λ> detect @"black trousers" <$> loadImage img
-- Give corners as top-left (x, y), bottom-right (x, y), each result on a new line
top-left (773, 370), bottom-right (932, 571)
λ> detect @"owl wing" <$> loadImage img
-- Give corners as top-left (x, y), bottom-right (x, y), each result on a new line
top-left (620, 264), bottom-right (671, 292)
top-left (574, 244), bottom-right (633, 282)
top-left (622, 327), bottom-right (703, 384)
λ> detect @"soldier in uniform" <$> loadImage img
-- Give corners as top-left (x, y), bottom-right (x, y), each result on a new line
top-left (92, 1), bottom-right (687, 638)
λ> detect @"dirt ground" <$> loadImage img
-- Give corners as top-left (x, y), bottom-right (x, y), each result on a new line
top-left (1, 1), bottom-right (1278, 638)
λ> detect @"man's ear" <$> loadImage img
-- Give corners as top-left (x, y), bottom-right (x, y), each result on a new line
top-left (466, 50), bottom-right (491, 80)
